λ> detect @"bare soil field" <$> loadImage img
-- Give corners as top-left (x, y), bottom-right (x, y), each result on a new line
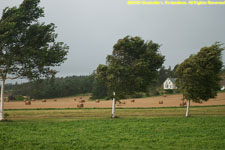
top-left (4, 93), bottom-right (225, 109)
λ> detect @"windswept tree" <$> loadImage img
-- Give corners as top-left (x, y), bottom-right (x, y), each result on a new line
top-left (0, 0), bottom-right (68, 120)
top-left (95, 36), bottom-right (164, 117)
top-left (176, 43), bottom-right (224, 117)
top-left (105, 36), bottom-right (164, 98)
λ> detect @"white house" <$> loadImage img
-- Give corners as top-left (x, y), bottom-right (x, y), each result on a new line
top-left (163, 78), bottom-right (177, 90)
top-left (221, 80), bottom-right (225, 91)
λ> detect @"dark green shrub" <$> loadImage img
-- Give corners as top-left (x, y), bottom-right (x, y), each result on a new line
top-left (165, 89), bottom-right (174, 94)
top-left (15, 95), bottom-right (25, 101)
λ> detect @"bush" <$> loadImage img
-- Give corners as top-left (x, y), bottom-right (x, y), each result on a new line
top-left (4, 113), bottom-right (9, 120)
top-left (8, 95), bottom-right (16, 101)
top-left (174, 89), bottom-right (181, 94)
top-left (131, 92), bottom-right (145, 98)
top-left (165, 89), bottom-right (174, 94)
top-left (150, 90), bottom-right (160, 96)
top-left (15, 95), bottom-right (25, 101)
top-left (154, 91), bottom-right (160, 96)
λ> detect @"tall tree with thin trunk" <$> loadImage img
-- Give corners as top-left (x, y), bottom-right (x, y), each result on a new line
top-left (175, 43), bottom-right (224, 117)
top-left (95, 36), bottom-right (164, 118)
top-left (0, 0), bottom-right (68, 121)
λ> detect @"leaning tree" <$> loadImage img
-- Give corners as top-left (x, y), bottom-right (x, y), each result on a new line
top-left (96, 36), bottom-right (165, 117)
top-left (175, 43), bottom-right (224, 117)
top-left (0, 0), bottom-right (68, 120)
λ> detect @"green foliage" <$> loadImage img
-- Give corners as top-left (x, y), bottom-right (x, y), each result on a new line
top-left (91, 65), bottom-right (108, 99)
top-left (7, 95), bottom-right (16, 101)
top-left (3, 113), bottom-right (9, 120)
top-left (149, 88), bottom-right (160, 96)
top-left (176, 43), bottom-right (224, 102)
top-left (91, 81), bottom-right (108, 100)
top-left (0, 0), bottom-right (68, 80)
top-left (1, 116), bottom-right (225, 149)
top-left (165, 89), bottom-right (174, 94)
top-left (94, 36), bottom-right (164, 99)
top-left (15, 95), bottom-right (25, 101)
top-left (9, 75), bottom-right (94, 99)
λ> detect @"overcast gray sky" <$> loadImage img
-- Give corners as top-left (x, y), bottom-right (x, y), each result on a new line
top-left (1, 0), bottom-right (225, 83)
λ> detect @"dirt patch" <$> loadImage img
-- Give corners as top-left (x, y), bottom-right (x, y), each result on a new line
top-left (4, 93), bottom-right (225, 109)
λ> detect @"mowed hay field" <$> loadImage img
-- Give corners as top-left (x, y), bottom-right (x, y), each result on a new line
top-left (1, 107), bottom-right (225, 150)
top-left (4, 92), bottom-right (225, 109)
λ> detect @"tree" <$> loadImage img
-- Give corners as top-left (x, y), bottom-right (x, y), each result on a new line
top-left (0, 0), bottom-right (68, 120)
top-left (96, 36), bottom-right (164, 117)
top-left (105, 36), bottom-right (164, 98)
top-left (91, 65), bottom-right (108, 99)
top-left (175, 43), bottom-right (224, 117)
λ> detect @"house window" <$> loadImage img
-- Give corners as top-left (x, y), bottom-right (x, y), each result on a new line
top-left (165, 83), bottom-right (169, 89)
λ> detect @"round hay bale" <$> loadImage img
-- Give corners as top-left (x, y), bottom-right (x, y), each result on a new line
top-left (74, 98), bottom-right (76, 101)
top-left (96, 100), bottom-right (100, 103)
top-left (79, 99), bottom-right (85, 103)
top-left (77, 103), bottom-right (84, 108)
top-left (25, 101), bottom-right (31, 105)
top-left (31, 99), bottom-right (36, 102)
top-left (54, 99), bottom-right (57, 102)
top-left (131, 99), bottom-right (135, 102)
top-left (4, 97), bottom-right (8, 102)
top-left (42, 99), bottom-right (46, 102)
top-left (159, 101), bottom-right (163, 104)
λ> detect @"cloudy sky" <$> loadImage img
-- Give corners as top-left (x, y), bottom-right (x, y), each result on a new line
top-left (1, 0), bottom-right (225, 83)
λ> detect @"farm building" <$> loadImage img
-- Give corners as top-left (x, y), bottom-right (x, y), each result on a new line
top-left (221, 79), bottom-right (225, 90)
top-left (163, 78), bottom-right (177, 90)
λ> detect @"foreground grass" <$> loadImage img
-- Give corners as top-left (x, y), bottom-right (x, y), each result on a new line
top-left (1, 117), bottom-right (225, 150)
top-left (1, 106), bottom-right (225, 150)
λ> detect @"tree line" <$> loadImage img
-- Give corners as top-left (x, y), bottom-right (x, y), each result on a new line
top-left (5, 75), bottom-right (94, 99)
top-left (5, 64), bottom-right (178, 100)
top-left (5, 37), bottom-right (224, 102)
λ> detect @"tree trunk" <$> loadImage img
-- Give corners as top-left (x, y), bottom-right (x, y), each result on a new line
top-left (0, 79), bottom-right (5, 121)
top-left (185, 99), bottom-right (190, 117)
top-left (112, 92), bottom-right (115, 118)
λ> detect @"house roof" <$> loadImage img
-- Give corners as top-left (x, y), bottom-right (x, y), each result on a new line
top-left (168, 78), bottom-right (177, 83)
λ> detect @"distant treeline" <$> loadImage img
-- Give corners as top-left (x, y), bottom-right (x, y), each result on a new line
top-left (7, 65), bottom-right (225, 100)
top-left (4, 65), bottom-right (179, 100)
top-left (5, 75), bottom-right (94, 99)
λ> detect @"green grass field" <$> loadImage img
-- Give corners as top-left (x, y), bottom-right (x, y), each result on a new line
top-left (1, 106), bottom-right (225, 150)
